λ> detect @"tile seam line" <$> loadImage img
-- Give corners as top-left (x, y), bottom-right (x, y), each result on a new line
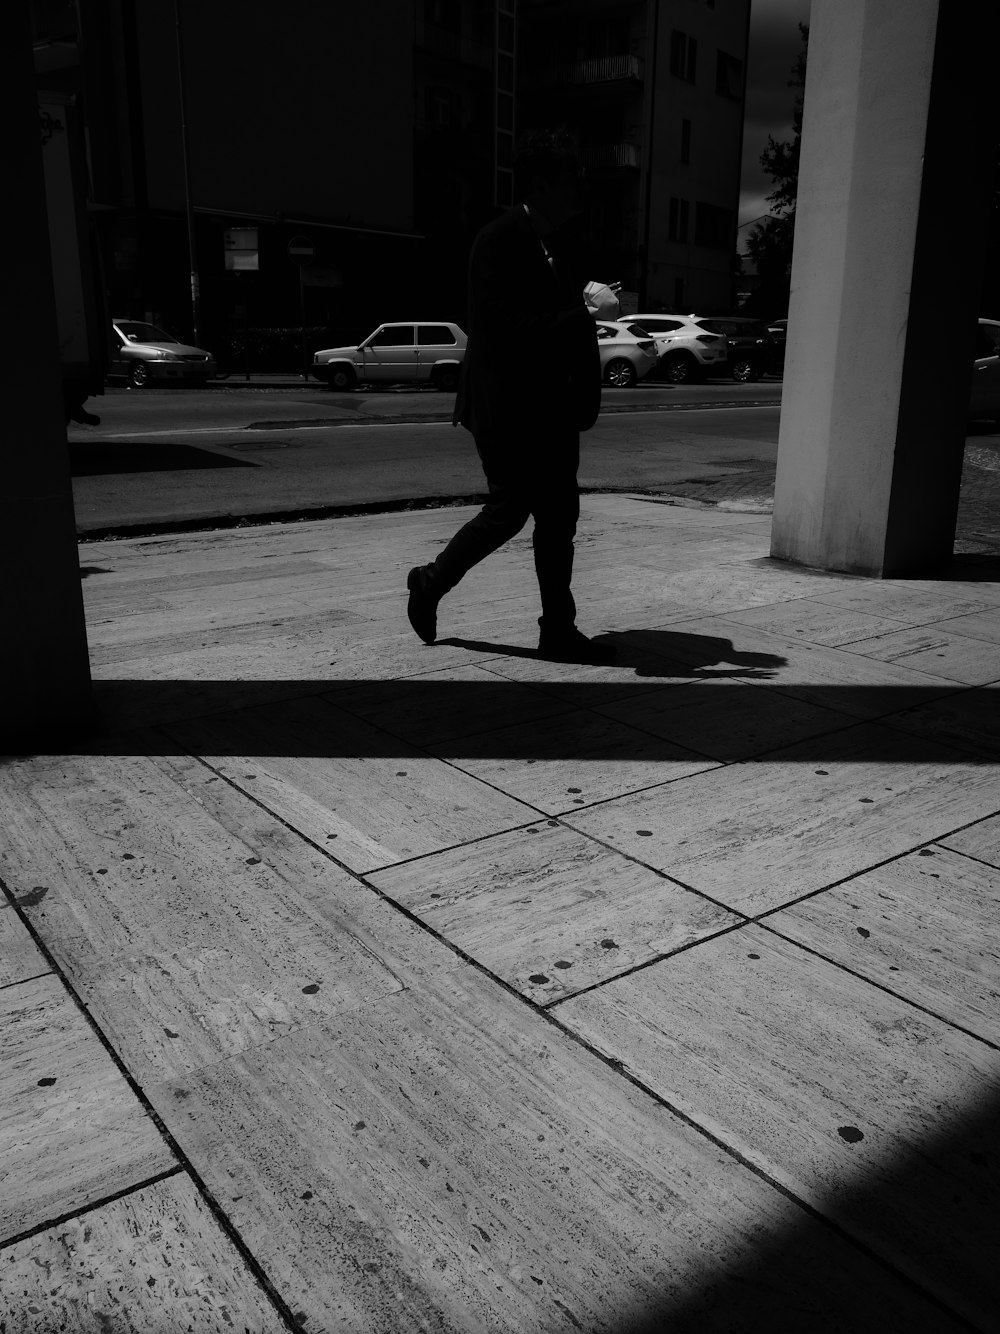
top-left (0, 1166), bottom-right (184, 1256)
top-left (747, 808), bottom-right (1000, 926)
top-left (543, 916), bottom-right (755, 1010)
top-left (937, 842), bottom-right (1000, 874)
top-left (753, 917), bottom-right (1000, 1053)
top-left (530, 1002), bottom-right (980, 1334)
top-left (171, 740), bottom-right (564, 1005)
top-left (0, 968), bottom-right (53, 995)
top-left (0, 872), bottom-right (305, 1334)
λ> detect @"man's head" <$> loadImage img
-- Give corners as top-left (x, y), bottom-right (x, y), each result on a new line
top-left (513, 128), bottom-right (586, 232)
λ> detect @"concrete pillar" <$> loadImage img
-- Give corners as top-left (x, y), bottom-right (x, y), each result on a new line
top-left (2, 12), bottom-right (93, 748)
top-left (770, 0), bottom-right (997, 576)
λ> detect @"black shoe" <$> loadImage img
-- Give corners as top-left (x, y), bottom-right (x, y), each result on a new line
top-left (537, 626), bottom-right (616, 664)
top-left (406, 565), bottom-right (440, 643)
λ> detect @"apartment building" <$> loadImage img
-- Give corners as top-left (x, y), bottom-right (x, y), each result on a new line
top-left (519, 0), bottom-right (750, 311)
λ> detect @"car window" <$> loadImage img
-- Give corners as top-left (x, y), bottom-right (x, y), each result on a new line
top-left (116, 321), bottom-right (178, 343)
top-left (695, 319), bottom-right (728, 336)
top-left (366, 326), bottom-right (415, 347)
top-left (980, 323), bottom-right (1000, 354)
top-left (417, 325), bottom-right (456, 345)
top-left (596, 326), bottom-right (617, 340)
top-left (640, 319), bottom-right (683, 332)
top-left (622, 323), bottom-right (651, 337)
top-left (974, 328), bottom-right (998, 359)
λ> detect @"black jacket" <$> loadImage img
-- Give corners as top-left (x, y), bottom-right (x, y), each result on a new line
top-left (453, 205), bottom-right (601, 438)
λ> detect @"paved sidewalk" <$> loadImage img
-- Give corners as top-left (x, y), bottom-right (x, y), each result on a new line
top-left (2, 496), bottom-right (998, 1331)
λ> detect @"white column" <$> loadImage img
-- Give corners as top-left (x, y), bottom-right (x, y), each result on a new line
top-left (770, 0), bottom-right (996, 576)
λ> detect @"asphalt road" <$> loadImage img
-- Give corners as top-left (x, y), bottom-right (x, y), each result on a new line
top-left (68, 380), bottom-right (1000, 547)
top-left (68, 382), bottom-right (787, 534)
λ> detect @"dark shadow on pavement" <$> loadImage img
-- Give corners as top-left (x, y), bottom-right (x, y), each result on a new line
top-left (7, 677), bottom-right (996, 763)
top-left (613, 1082), bottom-right (999, 1332)
top-left (69, 442), bottom-right (256, 475)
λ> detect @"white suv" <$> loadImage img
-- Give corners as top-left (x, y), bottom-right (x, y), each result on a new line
top-left (619, 313), bottom-right (728, 384)
top-left (313, 321), bottom-right (466, 391)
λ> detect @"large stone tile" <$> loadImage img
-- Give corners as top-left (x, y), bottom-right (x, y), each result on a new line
top-left (164, 696), bottom-right (537, 872)
top-left (0, 974), bottom-right (174, 1241)
top-left (368, 821), bottom-right (739, 1002)
top-left (326, 665), bottom-right (573, 747)
top-left (147, 949), bottom-right (962, 1334)
top-left (557, 927), bottom-right (1000, 1330)
top-left (0, 897), bottom-right (49, 988)
top-left (0, 1173), bottom-right (283, 1332)
top-left (941, 811), bottom-right (1000, 866)
top-left (621, 615), bottom-right (962, 717)
top-left (839, 623), bottom-right (1000, 685)
top-left (878, 682), bottom-right (1000, 759)
top-left (813, 583), bottom-right (1000, 625)
top-left (475, 642), bottom-right (699, 708)
top-left (563, 723), bottom-right (1000, 914)
top-left (597, 678), bottom-right (859, 761)
top-left (721, 596), bottom-right (914, 647)
top-left (429, 706), bottom-right (718, 813)
top-left (933, 605), bottom-right (1000, 645)
top-left (767, 845), bottom-right (1000, 1044)
top-left (0, 751), bottom-right (454, 1084)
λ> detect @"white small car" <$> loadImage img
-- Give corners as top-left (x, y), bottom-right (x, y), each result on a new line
top-left (110, 320), bottom-right (216, 388)
top-left (312, 321), bottom-right (466, 391)
top-left (595, 320), bottom-right (659, 387)
top-left (621, 313), bottom-right (728, 384)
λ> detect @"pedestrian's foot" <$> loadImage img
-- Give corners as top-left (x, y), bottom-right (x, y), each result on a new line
top-left (537, 626), bottom-right (616, 664)
top-left (406, 565), bottom-right (440, 643)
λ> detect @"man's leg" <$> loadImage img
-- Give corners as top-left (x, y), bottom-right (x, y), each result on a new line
top-left (530, 465), bottom-right (579, 632)
top-left (406, 442), bottom-right (530, 643)
top-left (531, 430), bottom-right (615, 663)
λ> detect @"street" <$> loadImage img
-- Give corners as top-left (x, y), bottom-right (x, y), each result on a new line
top-left (68, 380), bottom-right (1000, 540)
top-left (68, 381), bottom-right (785, 533)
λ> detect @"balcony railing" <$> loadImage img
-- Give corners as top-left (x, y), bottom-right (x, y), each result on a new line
top-left (582, 143), bottom-right (641, 170)
top-left (529, 53), bottom-right (645, 86)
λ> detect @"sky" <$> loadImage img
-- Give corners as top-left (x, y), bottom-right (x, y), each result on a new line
top-left (739, 0), bottom-right (812, 226)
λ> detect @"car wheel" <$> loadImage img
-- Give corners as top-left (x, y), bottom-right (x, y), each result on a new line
top-left (731, 357), bottom-right (761, 383)
top-left (433, 366), bottom-right (459, 392)
top-left (128, 362), bottom-right (149, 389)
top-left (605, 358), bottom-right (637, 388)
top-left (328, 365), bottom-right (357, 391)
top-left (662, 352), bottom-right (701, 385)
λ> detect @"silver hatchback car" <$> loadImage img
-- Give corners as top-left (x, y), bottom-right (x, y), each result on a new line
top-left (110, 320), bottom-right (216, 388)
top-left (313, 321), bottom-right (467, 391)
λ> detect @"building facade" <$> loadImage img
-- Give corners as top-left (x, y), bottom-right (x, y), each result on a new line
top-left (519, 0), bottom-right (750, 312)
top-left (31, 0), bottom-right (749, 372)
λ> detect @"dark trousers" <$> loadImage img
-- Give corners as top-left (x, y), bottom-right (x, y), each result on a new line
top-left (428, 426), bottom-right (580, 629)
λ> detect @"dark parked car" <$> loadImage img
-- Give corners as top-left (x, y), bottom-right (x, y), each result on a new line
top-left (690, 316), bottom-right (783, 382)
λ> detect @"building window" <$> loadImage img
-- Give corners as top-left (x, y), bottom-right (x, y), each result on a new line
top-left (680, 118), bottom-right (691, 165)
top-left (670, 30), bottom-right (697, 83)
top-left (695, 201), bottom-right (733, 250)
top-left (668, 198), bottom-right (689, 244)
top-left (716, 51), bottom-right (744, 100)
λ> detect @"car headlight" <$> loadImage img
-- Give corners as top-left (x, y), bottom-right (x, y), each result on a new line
top-left (144, 350), bottom-right (180, 361)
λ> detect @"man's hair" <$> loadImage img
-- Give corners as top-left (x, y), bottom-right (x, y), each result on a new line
top-left (512, 127), bottom-right (583, 196)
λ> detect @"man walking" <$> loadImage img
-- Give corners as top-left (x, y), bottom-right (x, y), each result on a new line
top-left (406, 128), bottom-right (614, 664)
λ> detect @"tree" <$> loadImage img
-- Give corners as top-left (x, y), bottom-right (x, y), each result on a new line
top-left (743, 23), bottom-right (808, 317)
